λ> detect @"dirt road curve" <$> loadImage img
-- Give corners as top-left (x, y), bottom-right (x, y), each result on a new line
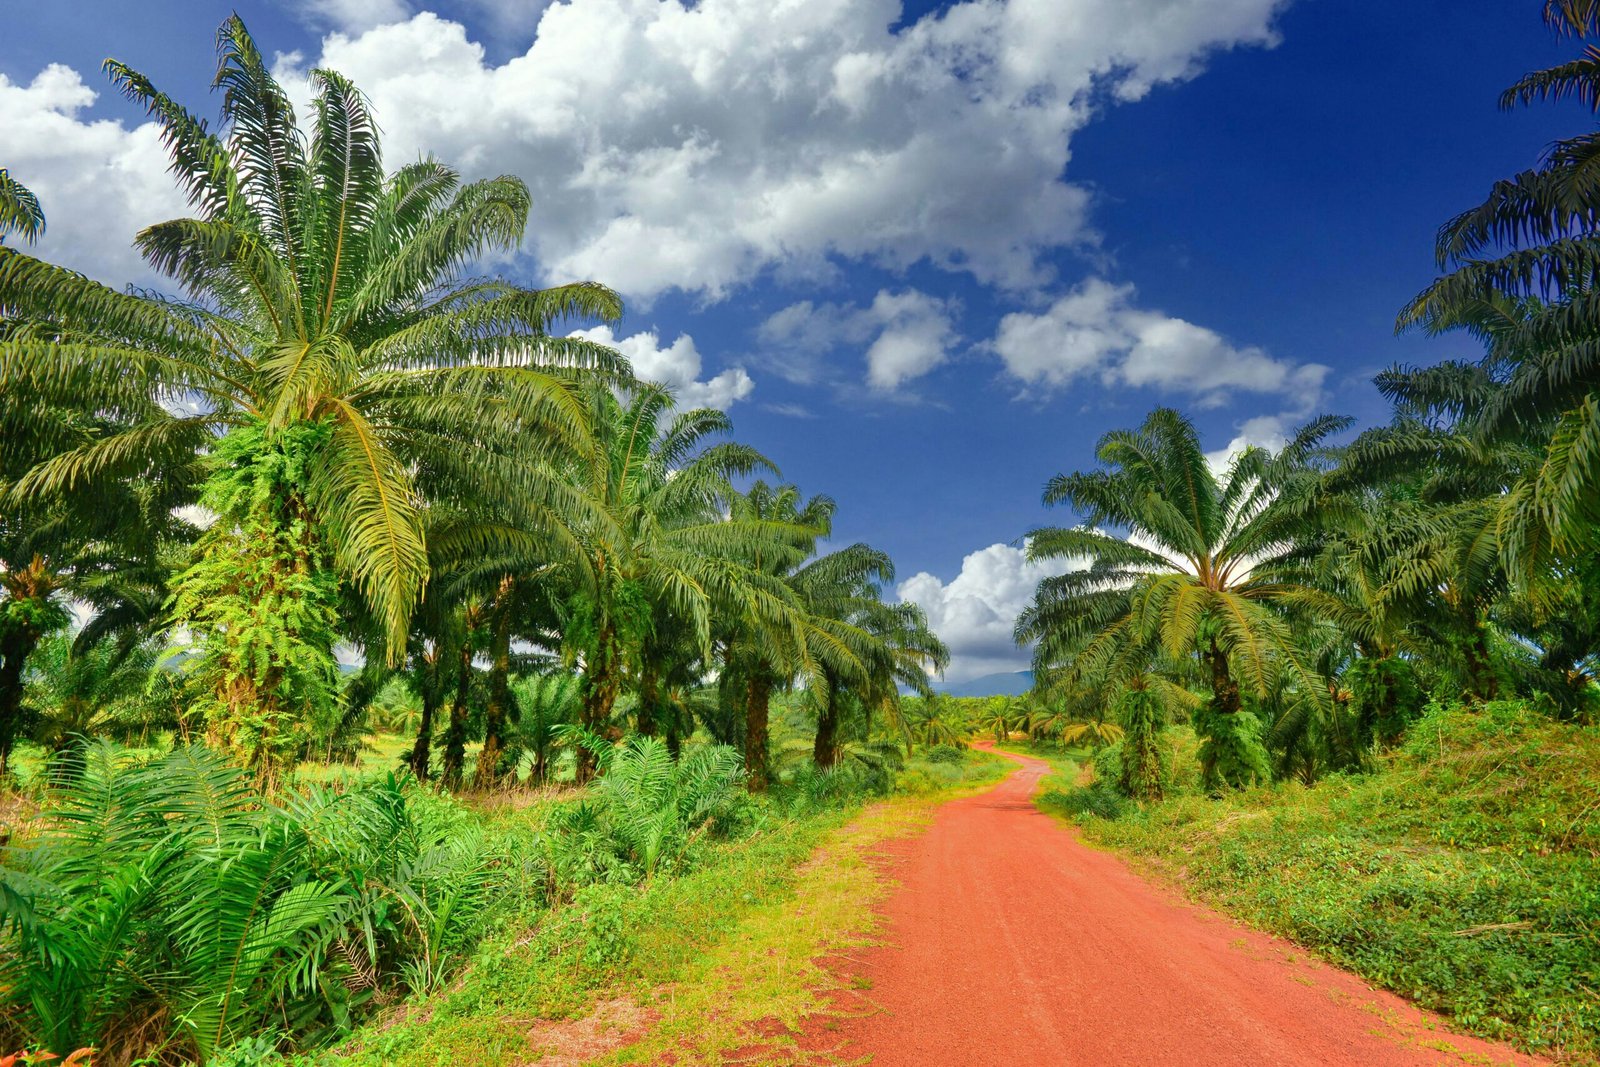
top-left (805, 745), bottom-right (1546, 1067)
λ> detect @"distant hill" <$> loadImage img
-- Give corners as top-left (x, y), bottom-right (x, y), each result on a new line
top-left (938, 671), bottom-right (1033, 698)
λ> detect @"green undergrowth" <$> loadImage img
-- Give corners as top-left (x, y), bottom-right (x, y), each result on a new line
top-left (317, 745), bottom-right (1007, 1065)
top-left (1044, 702), bottom-right (1600, 1063)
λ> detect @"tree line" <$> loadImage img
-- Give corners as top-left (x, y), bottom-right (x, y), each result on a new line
top-left (1014, 0), bottom-right (1600, 798)
top-left (0, 16), bottom-right (946, 796)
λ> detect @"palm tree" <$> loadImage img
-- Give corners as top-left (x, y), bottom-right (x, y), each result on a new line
top-left (0, 394), bottom-right (194, 776)
top-left (810, 596), bottom-right (947, 768)
top-left (977, 700), bottom-right (1014, 744)
top-left (1398, 8), bottom-right (1600, 577)
top-left (908, 696), bottom-right (962, 747)
top-left (0, 18), bottom-right (624, 781)
top-left (25, 633), bottom-right (164, 761)
top-left (0, 168), bottom-right (44, 246)
top-left (509, 672), bottom-right (580, 784)
top-left (715, 482), bottom-right (945, 779)
top-left (1017, 408), bottom-right (1342, 789)
top-left (557, 387), bottom-right (808, 782)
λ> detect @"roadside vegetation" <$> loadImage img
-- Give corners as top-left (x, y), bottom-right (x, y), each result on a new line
top-left (1035, 704), bottom-right (1598, 1061)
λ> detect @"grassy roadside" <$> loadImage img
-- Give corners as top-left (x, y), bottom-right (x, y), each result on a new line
top-left (1023, 704), bottom-right (1600, 1063)
top-left (319, 746), bottom-right (1009, 1066)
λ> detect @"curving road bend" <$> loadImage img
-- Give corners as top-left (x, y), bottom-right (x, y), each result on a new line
top-left (804, 745), bottom-right (1547, 1067)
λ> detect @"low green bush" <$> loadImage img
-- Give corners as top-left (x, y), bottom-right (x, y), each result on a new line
top-left (540, 735), bottom-right (746, 893)
top-left (0, 742), bottom-right (509, 1063)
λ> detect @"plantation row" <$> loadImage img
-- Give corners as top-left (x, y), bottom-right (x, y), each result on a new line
top-left (0, 16), bottom-right (964, 1065)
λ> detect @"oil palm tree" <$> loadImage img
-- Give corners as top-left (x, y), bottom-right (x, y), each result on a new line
top-left (0, 169), bottom-right (43, 246)
top-left (25, 633), bottom-right (164, 760)
top-left (1398, 7), bottom-right (1600, 577)
top-left (1017, 408), bottom-right (1342, 788)
top-left (0, 18), bottom-right (624, 780)
top-left (559, 387), bottom-right (808, 782)
top-left (809, 593), bottom-right (947, 768)
top-left (908, 696), bottom-right (962, 747)
top-left (0, 394), bottom-right (194, 776)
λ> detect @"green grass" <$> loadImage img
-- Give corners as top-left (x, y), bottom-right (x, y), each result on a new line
top-left (317, 744), bottom-right (1007, 1065)
top-left (1042, 702), bottom-right (1600, 1063)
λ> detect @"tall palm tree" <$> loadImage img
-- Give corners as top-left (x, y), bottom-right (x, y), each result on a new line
top-left (1398, 7), bottom-right (1600, 576)
top-left (806, 579), bottom-right (947, 768)
top-left (0, 169), bottom-right (44, 246)
top-left (558, 387), bottom-right (808, 782)
top-left (0, 18), bottom-right (623, 780)
top-left (1017, 408), bottom-right (1342, 789)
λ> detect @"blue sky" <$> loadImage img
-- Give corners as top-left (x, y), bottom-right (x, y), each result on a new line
top-left (1, 1), bottom-right (1582, 680)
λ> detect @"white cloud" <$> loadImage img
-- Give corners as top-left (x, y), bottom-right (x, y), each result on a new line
top-left (269, 0), bottom-right (1285, 301)
top-left (1203, 412), bottom-right (1294, 473)
top-left (898, 541), bottom-right (1081, 684)
top-left (571, 324), bottom-right (753, 410)
top-left (992, 277), bottom-right (1328, 407)
top-left (289, 0), bottom-right (413, 33)
top-left (0, 65), bottom-right (183, 285)
top-left (758, 288), bottom-right (957, 391)
top-left (761, 402), bottom-right (816, 419)
top-left (5, 0), bottom-right (1286, 301)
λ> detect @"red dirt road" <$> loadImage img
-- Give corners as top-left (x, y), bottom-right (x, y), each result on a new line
top-left (807, 746), bottom-right (1547, 1067)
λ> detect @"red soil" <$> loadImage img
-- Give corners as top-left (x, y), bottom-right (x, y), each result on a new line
top-left (800, 745), bottom-right (1548, 1067)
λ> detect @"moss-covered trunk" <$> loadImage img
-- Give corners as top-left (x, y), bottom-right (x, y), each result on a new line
top-left (812, 679), bottom-right (841, 770)
top-left (474, 579), bottom-right (515, 790)
top-left (745, 671), bottom-right (774, 792)
top-left (576, 618), bottom-right (621, 784)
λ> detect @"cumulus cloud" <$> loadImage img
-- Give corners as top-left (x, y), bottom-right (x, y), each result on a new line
top-left (0, 65), bottom-right (183, 285)
top-left (758, 288), bottom-right (957, 391)
top-left (1203, 412), bottom-right (1297, 472)
top-left (268, 0), bottom-right (1285, 301)
top-left (898, 542), bottom-right (1082, 684)
top-left (288, 0), bottom-right (413, 33)
top-left (992, 277), bottom-right (1328, 407)
top-left (6, 0), bottom-right (1286, 302)
top-left (571, 324), bottom-right (753, 410)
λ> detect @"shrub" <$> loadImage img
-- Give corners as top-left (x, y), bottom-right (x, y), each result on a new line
top-left (923, 744), bottom-right (966, 764)
top-left (0, 742), bottom-right (500, 1063)
top-left (774, 762), bottom-right (878, 816)
top-left (542, 736), bottom-right (745, 893)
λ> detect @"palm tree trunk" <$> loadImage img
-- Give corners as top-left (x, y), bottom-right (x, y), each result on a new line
top-left (1206, 636), bottom-right (1240, 714)
top-left (1463, 623), bottom-right (1499, 703)
top-left (475, 580), bottom-right (514, 789)
top-left (441, 629), bottom-right (474, 789)
top-left (410, 667), bottom-right (439, 782)
top-left (812, 680), bottom-right (841, 769)
top-left (576, 621), bottom-right (621, 784)
top-left (745, 671), bottom-right (773, 792)
top-left (0, 628), bottom-right (38, 778)
top-left (636, 666), bottom-right (659, 738)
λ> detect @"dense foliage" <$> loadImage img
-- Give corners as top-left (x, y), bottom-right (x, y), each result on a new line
top-left (0, 17), bottom-right (948, 1063)
top-left (0, 744), bottom-right (506, 1063)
